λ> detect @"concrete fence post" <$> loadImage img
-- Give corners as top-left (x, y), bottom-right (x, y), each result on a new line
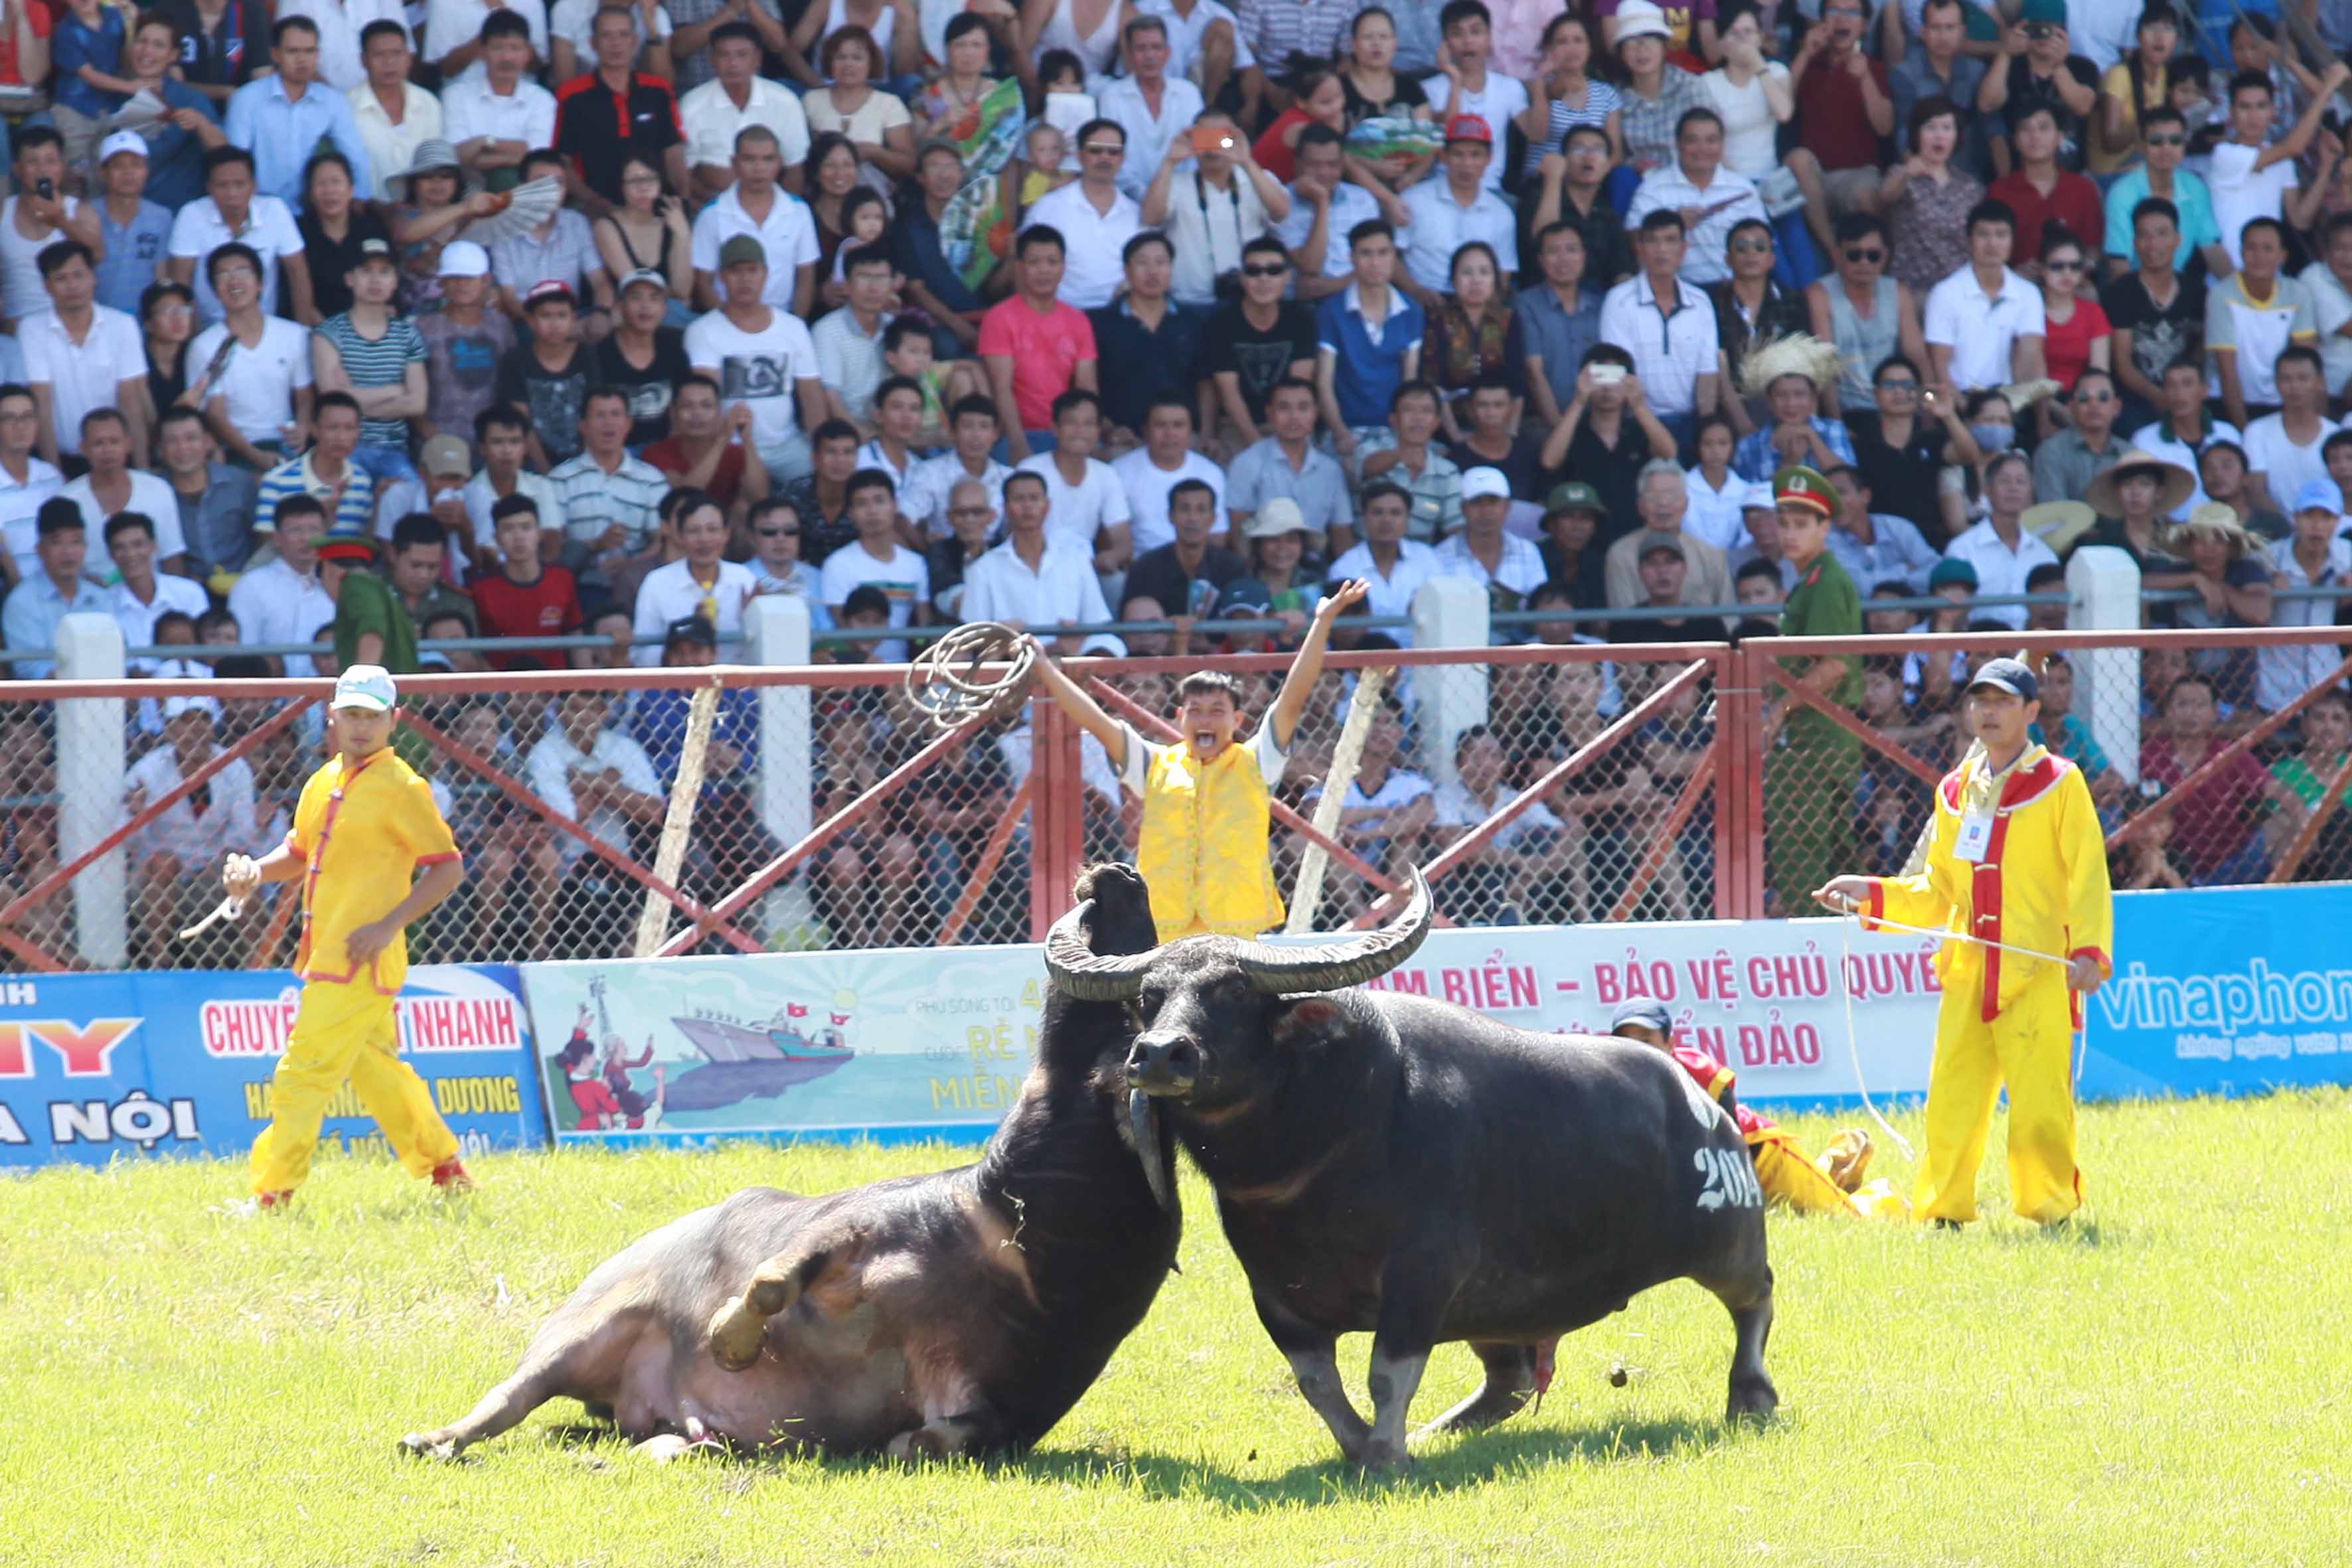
top-left (54, 613), bottom-right (127, 967)
top-left (2067, 546), bottom-right (2141, 785)
top-left (745, 594), bottom-right (813, 948)
top-left (1409, 578), bottom-right (1490, 788)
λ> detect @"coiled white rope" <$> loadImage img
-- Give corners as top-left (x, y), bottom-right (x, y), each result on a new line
top-left (905, 621), bottom-right (1038, 730)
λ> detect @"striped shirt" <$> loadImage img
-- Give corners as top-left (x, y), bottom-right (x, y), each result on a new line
top-left (314, 313), bottom-right (427, 451)
top-left (1521, 82), bottom-right (1624, 178)
top-left (550, 451), bottom-right (668, 561)
top-left (256, 450), bottom-right (378, 536)
top-left (1234, 0), bottom-right (1366, 72)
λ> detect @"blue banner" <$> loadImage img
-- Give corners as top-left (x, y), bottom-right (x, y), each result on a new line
top-left (2082, 886), bottom-right (2352, 1101)
top-left (0, 965), bottom-right (546, 1167)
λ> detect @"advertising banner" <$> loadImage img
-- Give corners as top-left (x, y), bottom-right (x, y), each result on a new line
top-left (0, 965), bottom-right (545, 1168)
top-left (2082, 885), bottom-right (2352, 1101)
top-left (518, 919), bottom-right (1952, 1146)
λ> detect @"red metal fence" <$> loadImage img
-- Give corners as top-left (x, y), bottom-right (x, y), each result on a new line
top-left (1, 625), bottom-right (2346, 971)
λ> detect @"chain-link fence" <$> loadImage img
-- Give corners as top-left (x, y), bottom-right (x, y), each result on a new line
top-left (3, 627), bottom-right (2348, 972)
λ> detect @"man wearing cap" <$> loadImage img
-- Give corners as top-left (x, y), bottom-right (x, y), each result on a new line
top-left (1027, 578), bottom-right (1371, 941)
top-left (125, 692), bottom-right (261, 961)
top-left (1608, 999), bottom-right (1905, 1217)
top-left (1818, 656), bottom-right (2112, 1227)
top-left (1625, 108), bottom-right (1767, 291)
top-left (91, 132), bottom-right (181, 320)
top-left (416, 240), bottom-right (513, 460)
top-left (1397, 114), bottom-right (1516, 306)
top-left (1535, 480), bottom-right (1608, 605)
top-left (371, 434), bottom-right (477, 568)
top-left (1435, 465), bottom-right (1549, 629)
top-left (1723, 479), bottom-right (1794, 591)
top-left (0, 499), bottom-right (110, 679)
top-left (313, 236), bottom-right (429, 487)
top-left (2258, 480), bottom-right (2352, 712)
top-left (1764, 463), bottom-right (1863, 915)
top-left (498, 278), bottom-right (598, 470)
top-left (1607, 531), bottom-right (1711, 645)
top-left (224, 664), bottom-right (475, 1212)
top-left (684, 231), bottom-right (828, 483)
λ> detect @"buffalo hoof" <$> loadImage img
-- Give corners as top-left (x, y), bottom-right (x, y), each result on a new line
top-left (1726, 1374), bottom-right (1779, 1424)
top-left (1356, 1437), bottom-right (1415, 1474)
top-left (398, 1431), bottom-right (461, 1461)
top-left (884, 1426), bottom-right (955, 1463)
top-left (706, 1299), bottom-right (768, 1371)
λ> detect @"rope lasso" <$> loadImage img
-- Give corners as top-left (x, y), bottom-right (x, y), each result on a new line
top-left (905, 621), bottom-right (1039, 730)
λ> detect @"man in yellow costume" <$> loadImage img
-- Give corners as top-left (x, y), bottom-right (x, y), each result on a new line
top-left (1818, 658), bottom-right (2114, 1227)
top-left (1028, 579), bottom-right (1370, 939)
top-left (1609, 1000), bottom-right (1907, 1219)
top-left (223, 665), bottom-right (475, 1212)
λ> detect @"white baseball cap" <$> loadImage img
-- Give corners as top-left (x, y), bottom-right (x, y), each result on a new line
top-left (333, 665), bottom-right (399, 712)
top-left (437, 240), bottom-right (491, 278)
top-left (618, 266), bottom-right (668, 295)
top-left (1742, 480), bottom-right (1778, 511)
top-left (163, 694), bottom-right (222, 723)
top-left (1461, 466), bottom-right (1511, 503)
top-left (100, 129), bottom-right (149, 164)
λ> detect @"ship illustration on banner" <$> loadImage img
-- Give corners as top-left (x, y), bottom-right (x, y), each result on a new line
top-left (661, 993), bottom-right (858, 1113)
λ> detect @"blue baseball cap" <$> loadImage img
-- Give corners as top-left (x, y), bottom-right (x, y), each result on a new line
top-left (1610, 998), bottom-right (1674, 1034)
top-left (2294, 479), bottom-right (2341, 515)
top-left (1967, 656), bottom-right (2040, 702)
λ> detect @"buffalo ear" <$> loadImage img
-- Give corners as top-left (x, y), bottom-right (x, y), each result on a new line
top-left (1269, 996), bottom-right (1345, 1046)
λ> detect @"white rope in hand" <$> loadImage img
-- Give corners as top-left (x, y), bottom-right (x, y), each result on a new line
top-left (905, 621), bottom-right (1039, 730)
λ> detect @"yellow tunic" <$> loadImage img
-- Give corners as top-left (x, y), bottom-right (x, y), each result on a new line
top-left (1135, 734), bottom-right (1287, 941)
top-left (1861, 745), bottom-right (2114, 1224)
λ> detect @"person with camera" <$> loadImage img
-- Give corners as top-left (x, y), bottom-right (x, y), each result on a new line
top-left (1141, 108), bottom-right (1291, 311)
top-left (1976, 0), bottom-right (2099, 177)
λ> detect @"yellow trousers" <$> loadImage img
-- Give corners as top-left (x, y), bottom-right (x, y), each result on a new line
top-left (1916, 965), bottom-right (2082, 1225)
top-left (248, 979), bottom-right (458, 1196)
top-left (1752, 1135), bottom-right (1908, 1219)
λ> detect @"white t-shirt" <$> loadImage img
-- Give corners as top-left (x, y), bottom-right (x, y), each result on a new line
top-left (688, 185), bottom-right (823, 311)
top-left (525, 724), bottom-right (662, 866)
top-left (1682, 466), bottom-right (1750, 552)
top-left (2241, 412), bottom-right (2343, 509)
top-left (1013, 451), bottom-right (1133, 554)
top-left (186, 318), bottom-right (316, 445)
top-left (461, 469), bottom-right (566, 553)
top-left (0, 195), bottom-right (78, 323)
top-left (428, 0), bottom-right (550, 76)
top-left (631, 558), bottom-right (758, 665)
top-left (2207, 142), bottom-right (2299, 269)
top-left (1113, 447), bottom-right (1228, 554)
top-left (1326, 538), bottom-right (1437, 645)
top-left (1419, 71), bottom-right (1529, 193)
top-left (684, 306), bottom-right (822, 453)
top-left (818, 538), bottom-right (930, 661)
top-left (168, 196), bottom-right (307, 325)
top-left (18, 306), bottom-right (147, 458)
top-left (1433, 778), bottom-right (1561, 847)
top-left (64, 471), bottom-right (191, 562)
top-left (112, 572), bottom-right (212, 670)
top-left (549, 0), bottom-right (668, 62)
top-left (1699, 63), bottom-right (1790, 180)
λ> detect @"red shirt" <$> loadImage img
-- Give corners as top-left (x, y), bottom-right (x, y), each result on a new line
top-left (2040, 295), bottom-right (2112, 393)
top-left (977, 295), bottom-right (1098, 432)
top-left (2137, 734), bottom-right (2266, 880)
top-left (1987, 169), bottom-right (2105, 267)
top-left (469, 564), bottom-right (584, 670)
top-left (1794, 50), bottom-right (1893, 171)
top-left (643, 435), bottom-right (749, 505)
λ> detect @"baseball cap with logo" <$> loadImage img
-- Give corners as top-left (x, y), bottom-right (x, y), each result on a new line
top-left (163, 694), bottom-right (223, 724)
top-left (619, 267), bottom-right (668, 295)
top-left (1545, 481), bottom-right (1603, 516)
top-left (523, 278), bottom-right (577, 310)
top-left (333, 664), bottom-right (399, 712)
top-left (100, 130), bottom-right (149, 164)
top-left (665, 614), bottom-right (720, 649)
top-left (1462, 466), bottom-right (1511, 502)
top-left (1741, 480), bottom-right (1778, 511)
top-left (438, 240), bottom-right (491, 278)
top-left (420, 434), bottom-right (472, 479)
top-left (1443, 114), bottom-right (1492, 145)
top-left (354, 236), bottom-right (396, 265)
top-left (718, 234), bottom-right (768, 268)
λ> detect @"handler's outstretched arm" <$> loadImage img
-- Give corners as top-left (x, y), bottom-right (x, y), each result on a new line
top-left (1026, 637), bottom-right (1133, 769)
top-left (1267, 580), bottom-right (1371, 750)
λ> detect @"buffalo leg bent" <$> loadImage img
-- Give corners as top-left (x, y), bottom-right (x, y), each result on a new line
top-left (1413, 1341), bottom-right (1537, 1441)
top-left (708, 1229), bottom-right (849, 1371)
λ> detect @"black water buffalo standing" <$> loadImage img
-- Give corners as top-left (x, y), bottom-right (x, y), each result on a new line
top-left (402, 863), bottom-right (1179, 1462)
top-left (1043, 870), bottom-right (1776, 1471)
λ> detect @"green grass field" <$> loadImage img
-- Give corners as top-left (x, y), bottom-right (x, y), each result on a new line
top-left (9, 1093), bottom-right (2351, 1567)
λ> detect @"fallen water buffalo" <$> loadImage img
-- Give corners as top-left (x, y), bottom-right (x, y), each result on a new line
top-left (1044, 869), bottom-right (1777, 1471)
top-left (402, 863), bottom-right (1179, 1462)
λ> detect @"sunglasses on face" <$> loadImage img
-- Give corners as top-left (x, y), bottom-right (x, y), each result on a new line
top-left (2146, 132), bottom-right (2186, 146)
top-left (2074, 388), bottom-right (2113, 402)
top-left (1241, 262), bottom-right (1289, 277)
top-left (755, 526), bottom-right (799, 537)
top-left (1879, 378), bottom-right (1919, 392)
top-left (2048, 258), bottom-right (2084, 272)
top-left (1081, 143), bottom-right (1124, 157)
top-left (1844, 246), bottom-right (1885, 264)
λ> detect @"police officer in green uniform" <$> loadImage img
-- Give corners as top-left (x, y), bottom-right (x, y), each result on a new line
top-left (1765, 464), bottom-right (1863, 913)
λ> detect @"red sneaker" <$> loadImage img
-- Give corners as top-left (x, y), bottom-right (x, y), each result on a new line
top-left (430, 1156), bottom-right (477, 1193)
top-left (229, 1190), bottom-right (293, 1218)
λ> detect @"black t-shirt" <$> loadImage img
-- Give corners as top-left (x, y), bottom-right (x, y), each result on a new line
top-left (1847, 412), bottom-right (1953, 548)
top-left (494, 341), bottom-right (593, 463)
top-left (1999, 55), bottom-right (2102, 171)
top-left (1203, 301), bottom-right (1320, 423)
top-left (1341, 71), bottom-right (1429, 127)
top-left (1124, 542), bottom-right (1249, 619)
top-left (554, 74), bottom-right (684, 204)
top-left (295, 210), bottom-right (393, 321)
top-left (1448, 428), bottom-right (1549, 501)
top-left (595, 327), bottom-right (692, 447)
top-left (2103, 270), bottom-right (2207, 390)
top-left (1549, 416), bottom-right (1656, 552)
top-left (1609, 614), bottom-right (1709, 645)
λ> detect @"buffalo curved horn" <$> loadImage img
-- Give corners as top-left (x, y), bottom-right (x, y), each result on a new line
top-left (1042, 899), bottom-right (1156, 1000)
top-left (1229, 867), bottom-right (1433, 995)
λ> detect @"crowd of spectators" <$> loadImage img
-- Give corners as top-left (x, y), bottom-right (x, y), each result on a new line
top-left (0, 0), bottom-right (2349, 956)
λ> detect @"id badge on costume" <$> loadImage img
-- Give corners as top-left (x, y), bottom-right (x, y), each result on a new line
top-left (1954, 809), bottom-right (1995, 864)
